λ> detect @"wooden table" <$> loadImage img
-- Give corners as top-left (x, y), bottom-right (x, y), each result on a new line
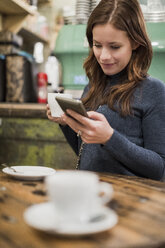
top-left (0, 171), bottom-right (165, 248)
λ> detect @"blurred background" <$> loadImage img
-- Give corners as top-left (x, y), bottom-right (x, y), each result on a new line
top-left (0, 0), bottom-right (165, 169)
top-left (0, 0), bottom-right (165, 102)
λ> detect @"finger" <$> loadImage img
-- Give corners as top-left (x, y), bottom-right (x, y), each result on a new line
top-left (46, 104), bottom-right (50, 110)
top-left (67, 110), bottom-right (107, 132)
top-left (62, 113), bottom-right (84, 133)
top-left (47, 111), bottom-right (52, 118)
top-left (47, 115), bottom-right (54, 121)
top-left (87, 111), bottom-right (106, 121)
top-left (47, 108), bottom-right (51, 114)
top-left (66, 109), bottom-right (95, 129)
top-left (47, 112), bottom-right (65, 124)
top-left (81, 136), bottom-right (96, 144)
top-left (66, 109), bottom-right (87, 122)
top-left (64, 117), bottom-right (84, 133)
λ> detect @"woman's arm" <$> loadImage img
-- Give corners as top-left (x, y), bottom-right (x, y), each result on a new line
top-left (60, 125), bottom-right (79, 155)
top-left (103, 129), bottom-right (165, 180)
top-left (62, 86), bottom-right (165, 180)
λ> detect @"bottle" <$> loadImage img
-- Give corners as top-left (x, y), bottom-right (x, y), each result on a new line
top-left (37, 72), bottom-right (48, 103)
top-left (45, 54), bottom-right (61, 92)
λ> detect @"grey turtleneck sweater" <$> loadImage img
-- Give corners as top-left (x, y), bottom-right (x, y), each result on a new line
top-left (60, 74), bottom-right (165, 181)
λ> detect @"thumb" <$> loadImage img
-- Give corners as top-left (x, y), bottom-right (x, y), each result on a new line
top-left (87, 111), bottom-right (105, 121)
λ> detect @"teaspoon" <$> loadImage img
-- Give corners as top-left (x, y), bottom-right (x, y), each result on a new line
top-left (1, 163), bottom-right (17, 173)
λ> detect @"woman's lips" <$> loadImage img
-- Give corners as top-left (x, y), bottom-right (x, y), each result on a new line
top-left (101, 63), bottom-right (115, 68)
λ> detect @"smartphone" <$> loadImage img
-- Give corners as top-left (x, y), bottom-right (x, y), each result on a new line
top-left (55, 96), bottom-right (88, 117)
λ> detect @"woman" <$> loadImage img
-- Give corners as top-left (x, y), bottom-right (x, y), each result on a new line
top-left (47, 0), bottom-right (165, 180)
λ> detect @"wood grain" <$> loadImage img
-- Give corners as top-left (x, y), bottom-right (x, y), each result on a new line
top-left (0, 171), bottom-right (165, 248)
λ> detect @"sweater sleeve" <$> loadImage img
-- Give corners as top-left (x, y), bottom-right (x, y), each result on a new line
top-left (60, 125), bottom-right (79, 155)
top-left (102, 80), bottom-right (165, 180)
top-left (104, 130), bottom-right (165, 180)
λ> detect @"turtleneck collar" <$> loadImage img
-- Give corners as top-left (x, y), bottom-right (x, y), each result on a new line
top-left (107, 68), bottom-right (127, 85)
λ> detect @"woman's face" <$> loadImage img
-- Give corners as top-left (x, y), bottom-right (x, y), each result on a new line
top-left (92, 23), bottom-right (134, 76)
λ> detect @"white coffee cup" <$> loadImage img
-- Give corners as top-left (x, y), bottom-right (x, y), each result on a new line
top-left (45, 170), bottom-right (113, 224)
top-left (48, 93), bottom-right (72, 117)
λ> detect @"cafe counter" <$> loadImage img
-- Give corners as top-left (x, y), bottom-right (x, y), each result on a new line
top-left (0, 103), bottom-right (76, 169)
top-left (0, 103), bottom-right (47, 119)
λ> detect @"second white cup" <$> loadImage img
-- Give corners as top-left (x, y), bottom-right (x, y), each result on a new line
top-left (48, 93), bottom-right (72, 117)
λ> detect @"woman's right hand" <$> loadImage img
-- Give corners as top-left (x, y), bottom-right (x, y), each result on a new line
top-left (46, 104), bottom-right (66, 126)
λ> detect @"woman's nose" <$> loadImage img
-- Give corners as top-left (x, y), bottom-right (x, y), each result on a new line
top-left (100, 48), bottom-right (111, 61)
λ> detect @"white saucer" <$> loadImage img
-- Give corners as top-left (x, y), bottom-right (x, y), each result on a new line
top-left (24, 202), bottom-right (118, 236)
top-left (2, 166), bottom-right (56, 180)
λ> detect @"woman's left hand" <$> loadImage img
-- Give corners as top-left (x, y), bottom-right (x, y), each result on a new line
top-left (62, 109), bottom-right (114, 144)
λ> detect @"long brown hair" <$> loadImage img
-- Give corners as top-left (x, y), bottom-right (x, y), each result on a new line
top-left (82, 0), bottom-right (153, 116)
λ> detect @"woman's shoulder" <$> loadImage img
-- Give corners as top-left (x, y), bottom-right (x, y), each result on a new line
top-left (134, 76), bottom-right (165, 112)
top-left (139, 76), bottom-right (165, 107)
top-left (134, 76), bottom-right (165, 104)
top-left (142, 76), bottom-right (165, 91)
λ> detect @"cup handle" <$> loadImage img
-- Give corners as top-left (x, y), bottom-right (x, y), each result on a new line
top-left (99, 182), bottom-right (113, 204)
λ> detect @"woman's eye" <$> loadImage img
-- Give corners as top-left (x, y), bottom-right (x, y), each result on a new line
top-left (111, 46), bottom-right (120, 49)
top-left (93, 44), bottom-right (101, 48)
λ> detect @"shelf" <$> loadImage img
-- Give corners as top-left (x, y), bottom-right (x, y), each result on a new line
top-left (0, 0), bottom-right (35, 15)
top-left (0, 0), bottom-right (36, 33)
top-left (38, 0), bottom-right (52, 7)
top-left (19, 28), bottom-right (49, 44)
